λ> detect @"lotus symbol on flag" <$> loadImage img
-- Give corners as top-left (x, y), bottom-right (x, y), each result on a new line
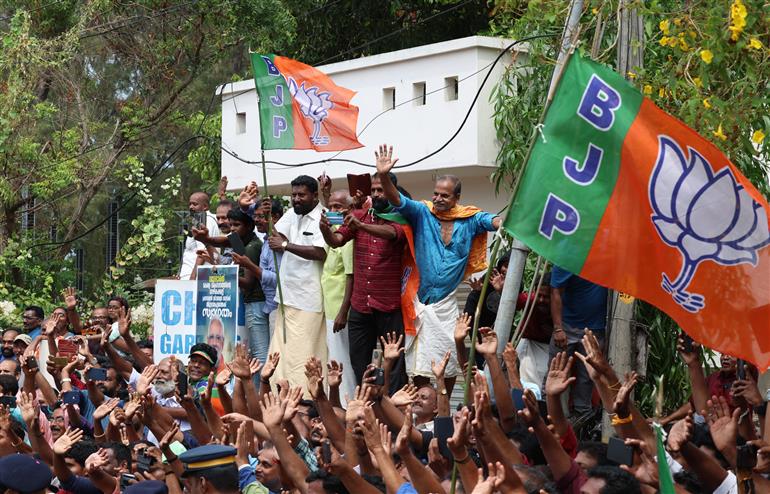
top-left (649, 136), bottom-right (770, 313)
top-left (287, 77), bottom-right (334, 145)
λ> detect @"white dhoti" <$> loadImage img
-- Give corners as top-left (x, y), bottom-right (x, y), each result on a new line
top-left (325, 319), bottom-right (356, 407)
top-left (516, 338), bottom-right (550, 392)
top-left (269, 305), bottom-right (327, 395)
top-left (405, 291), bottom-right (461, 378)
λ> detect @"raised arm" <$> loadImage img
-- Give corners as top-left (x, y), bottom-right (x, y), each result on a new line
top-left (476, 328), bottom-right (516, 431)
top-left (375, 144), bottom-right (400, 206)
top-left (62, 288), bottom-right (83, 334)
top-left (261, 392), bottom-right (310, 493)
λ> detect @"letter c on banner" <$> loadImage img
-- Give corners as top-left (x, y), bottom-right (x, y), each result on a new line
top-left (161, 290), bottom-right (181, 325)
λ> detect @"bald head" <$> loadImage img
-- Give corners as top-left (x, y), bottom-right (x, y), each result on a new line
top-left (188, 192), bottom-right (210, 212)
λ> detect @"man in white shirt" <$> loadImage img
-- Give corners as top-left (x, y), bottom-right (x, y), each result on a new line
top-left (179, 191), bottom-right (220, 280)
top-left (266, 175), bottom-right (327, 391)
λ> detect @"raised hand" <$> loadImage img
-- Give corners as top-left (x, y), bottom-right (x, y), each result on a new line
top-left (260, 392), bottom-right (287, 428)
top-left (394, 404), bottom-right (413, 456)
top-left (705, 395), bottom-right (740, 464)
top-left (732, 375), bottom-right (764, 407)
top-left (136, 365), bottom-right (159, 396)
top-left (218, 176), bottom-right (229, 201)
top-left (191, 225), bottom-right (209, 242)
top-left (326, 360), bottom-right (343, 388)
top-left (516, 389), bottom-right (542, 428)
top-left (489, 269), bottom-right (505, 293)
top-left (53, 428), bottom-right (84, 455)
top-left (454, 313), bottom-right (471, 343)
top-left (502, 342), bottom-right (518, 372)
top-left (17, 392), bottom-right (38, 425)
top-left (471, 462), bottom-right (506, 494)
top-left (282, 386), bottom-right (303, 423)
top-left (159, 421), bottom-right (181, 451)
top-left (117, 306), bottom-right (132, 337)
top-left (200, 372), bottom-right (216, 406)
top-left (575, 329), bottom-right (613, 379)
top-left (85, 448), bottom-right (111, 474)
top-left (431, 350), bottom-right (451, 381)
top-left (465, 276), bottom-right (483, 292)
top-left (613, 371), bottom-right (638, 419)
top-left (380, 332), bottom-right (404, 363)
top-left (345, 385), bottom-right (368, 424)
top-left (262, 352), bottom-right (280, 380)
top-left (360, 406), bottom-right (383, 452)
top-left (475, 327), bottom-right (498, 357)
top-left (391, 383), bottom-right (418, 407)
top-left (238, 182), bottom-right (259, 209)
top-left (305, 357), bottom-right (323, 399)
top-left (447, 407), bottom-right (471, 456)
top-left (676, 335), bottom-right (701, 366)
top-left (375, 144), bottom-right (399, 174)
top-left (227, 343), bottom-right (252, 380)
top-left (667, 413), bottom-right (693, 452)
top-left (62, 287), bottom-right (78, 310)
top-left (621, 439), bottom-right (659, 487)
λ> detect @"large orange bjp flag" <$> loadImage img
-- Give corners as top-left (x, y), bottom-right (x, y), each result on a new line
top-left (504, 53), bottom-right (770, 369)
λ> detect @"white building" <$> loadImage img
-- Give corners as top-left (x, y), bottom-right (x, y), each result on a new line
top-left (219, 35), bottom-right (524, 217)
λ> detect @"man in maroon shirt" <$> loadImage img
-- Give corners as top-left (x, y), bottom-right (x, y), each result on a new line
top-left (320, 172), bottom-right (408, 392)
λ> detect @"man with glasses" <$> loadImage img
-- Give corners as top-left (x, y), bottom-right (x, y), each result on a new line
top-left (22, 305), bottom-right (44, 339)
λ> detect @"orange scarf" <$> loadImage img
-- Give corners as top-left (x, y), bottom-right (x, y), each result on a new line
top-left (422, 201), bottom-right (489, 278)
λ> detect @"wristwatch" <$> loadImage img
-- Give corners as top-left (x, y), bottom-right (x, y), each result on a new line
top-left (281, 240), bottom-right (288, 250)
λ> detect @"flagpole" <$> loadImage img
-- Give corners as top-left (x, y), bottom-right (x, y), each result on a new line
top-left (261, 149), bottom-right (287, 344)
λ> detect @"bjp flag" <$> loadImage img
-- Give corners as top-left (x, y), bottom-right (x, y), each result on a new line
top-left (504, 53), bottom-right (770, 369)
top-left (250, 53), bottom-right (363, 152)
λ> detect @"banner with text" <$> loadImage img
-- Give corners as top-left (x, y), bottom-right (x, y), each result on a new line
top-left (196, 265), bottom-right (239, 370)
top-left (154, 279), bottom-right (197, 363)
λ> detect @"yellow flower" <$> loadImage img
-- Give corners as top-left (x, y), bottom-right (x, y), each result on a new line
top-left (679, 38), bottom-right (690, 51)
top-left (659, 88), bottom-right (665, 98)
top-left (752, 129), bottom-right (766, 144)
top-left (674, 18), bottom-right (682, 27)
top-left (643, 85), bottom-right (653, 95)
top-left (703, 98), bottom-right (711, 109)
top-left (748, 38), bottom-right (762, 50)
top-left (667, 37), bottom-right (678, 48)
top-left (713, 124), bottom-right (727, 141)
top-left (659, 36), bottom-right (669, 46)
top-left (729, 0), bottom-right (747, 41)
top-left (700, 49), bottom-right (713, 64)
top-left (692, 77), bottom-right (702, 88)
top-left (659, 20), bottom-right (670, 35)
top-left (627, 71), bottom-right (637, 79)
top-left (592, 7), bottom-right (598, 14)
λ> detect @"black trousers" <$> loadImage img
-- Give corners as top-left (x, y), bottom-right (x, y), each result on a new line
top-left (347, 307), bottom-right (407, 395)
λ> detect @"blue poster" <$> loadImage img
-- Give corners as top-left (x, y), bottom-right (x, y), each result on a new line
top-left (153, 279), bottom-right (197, 363)
top-left (196, 265), bottom-right (239, 370)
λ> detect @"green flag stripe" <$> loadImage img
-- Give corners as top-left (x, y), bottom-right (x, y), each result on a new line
top-left (656, 424), bottom-right (676, 493)
top-left (250, 53), bottom-right (294, 150)
top-left (503, 53), bottom-right (643, 273)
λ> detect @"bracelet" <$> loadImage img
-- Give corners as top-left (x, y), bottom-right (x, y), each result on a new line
top-left (60, 378), bottom-right (72, 383)
top-left (454, 454), bottom-right (471, 464)
top-left (611, 413), bottom-right (633, 426)
top-left (607, 381), bottom-right (622, 390)
top-left (553, 328), bottom-right (564, 333)
top-left (94, 432), bottom-right (106, 439)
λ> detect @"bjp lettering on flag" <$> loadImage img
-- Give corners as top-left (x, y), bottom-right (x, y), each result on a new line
top-left (504, 52), bottom-right (770, 369)
top-left (250, 53), bottom-right (363, 152)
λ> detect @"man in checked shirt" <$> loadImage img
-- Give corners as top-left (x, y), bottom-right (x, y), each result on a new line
top-left (320, 172), bottom-right (408, 394)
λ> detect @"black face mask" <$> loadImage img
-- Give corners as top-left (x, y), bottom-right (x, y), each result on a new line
top-left (372, 197), bottom-right (390, 212)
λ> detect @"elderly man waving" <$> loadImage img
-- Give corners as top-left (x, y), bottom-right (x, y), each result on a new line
top-left (375, 144), bottom-right (501, 395)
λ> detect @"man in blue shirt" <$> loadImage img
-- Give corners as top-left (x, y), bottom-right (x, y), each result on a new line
top-left (376, 144), bottom-right (501, 393)
top-left (549, 265), bottom-right (608, 417)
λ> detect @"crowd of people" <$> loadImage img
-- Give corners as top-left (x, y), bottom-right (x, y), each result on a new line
top-left (0, 144), bottom-right (768, 493)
